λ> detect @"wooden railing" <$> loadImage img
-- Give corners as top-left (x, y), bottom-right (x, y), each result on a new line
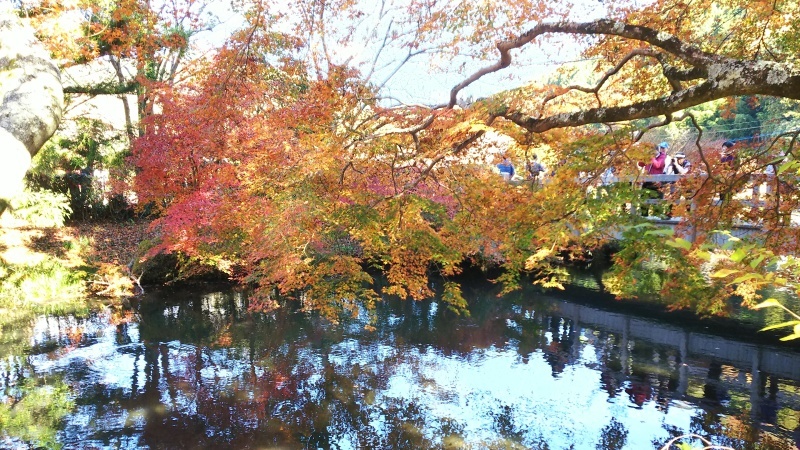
top-left (597, 173), bottom-right (776, 205)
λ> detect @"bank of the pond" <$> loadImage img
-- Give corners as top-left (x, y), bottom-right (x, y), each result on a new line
top-left (1, 216), bottom-right (795, 350)
top-left (553, 280), bottom-right (799, 349)
top-left (458, 260), bottom-right (800, 350)
top-left (0, 215), bottom-right (149, 302)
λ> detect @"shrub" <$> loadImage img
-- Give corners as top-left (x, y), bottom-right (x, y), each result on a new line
top-left (8, 189), bottom-right (71, 228)
top-left (0, 259), bottom-right (86, 312)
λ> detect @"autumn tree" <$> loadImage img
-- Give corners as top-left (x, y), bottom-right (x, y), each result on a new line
top-left (132, 0), bottom-right (800, 320)
top-left (18, 0), bottom-right (214, 144)
top-left (7, 0), bottom-right (221, 221)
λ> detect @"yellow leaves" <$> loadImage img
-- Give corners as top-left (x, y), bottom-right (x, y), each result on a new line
top-left (539, 277), bottom-right (565, 290)
top-left (694, 250), bottom-right (712, 262)
top-left (26, 6), bottom-right (87, 62)
top-left (424, 113), bottom-right (494, 152)
top-left (665, 238), bottom-right (692, 251)
top-left (446, 120), bottom-right (493, 136)
top-left (122, 0), bottom-right (800, 326)
top-left (754, 298), bottom-right (784, 310)
top-left (755, 298), bottom-right (800, 340)
top-left (524, 246), bottom-right (553, 271)
top-left (89, 263), bottom-right (134, 297)
top-left (710, 268), bottom-right (739, 278)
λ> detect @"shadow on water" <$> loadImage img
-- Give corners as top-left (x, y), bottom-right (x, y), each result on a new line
top-left (2, 279), bottom-right (800, 449)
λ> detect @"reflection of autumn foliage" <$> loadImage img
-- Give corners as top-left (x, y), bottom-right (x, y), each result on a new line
top-left (625, 380), bottom-right (652, 408)
top-left (13, 285), bottom-right (800, 449)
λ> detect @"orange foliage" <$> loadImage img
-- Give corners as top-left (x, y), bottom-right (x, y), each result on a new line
top-left (117, 0), bottom-right (800, 318)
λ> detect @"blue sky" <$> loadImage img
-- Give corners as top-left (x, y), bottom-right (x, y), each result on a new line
top-left (193, 0), bottom-right (609, 106)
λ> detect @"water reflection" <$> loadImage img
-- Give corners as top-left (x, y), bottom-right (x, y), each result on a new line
top-left (2, 283), bottom-right (800, 449)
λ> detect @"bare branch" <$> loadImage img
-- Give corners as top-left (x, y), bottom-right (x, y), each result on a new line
top-left (449, 19), bottom-right (727, 107)
top-left (633, 114), bottom-right (673, 142)
top-left (544, 48), bottom-right (661, 105)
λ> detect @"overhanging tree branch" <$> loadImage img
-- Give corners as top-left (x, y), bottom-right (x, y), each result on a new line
top-left (63, 80), bottom-right (139, 96)
top-left (448, 18), bottom-right (800, 131)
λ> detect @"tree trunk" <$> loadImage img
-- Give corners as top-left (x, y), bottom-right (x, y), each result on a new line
top-left (0, 6), bottom-right (63, 215)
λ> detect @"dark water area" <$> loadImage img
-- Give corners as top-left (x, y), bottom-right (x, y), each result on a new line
top-left (3, 280), bottom-right (800, 449)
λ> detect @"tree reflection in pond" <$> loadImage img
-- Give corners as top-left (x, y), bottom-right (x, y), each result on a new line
top-left (2, 283), bottom-right (800, 449)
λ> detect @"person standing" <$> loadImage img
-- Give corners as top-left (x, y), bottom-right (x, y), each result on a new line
top-left (664, 152), bottom-right (691, 218)
top-left (667, 152), bottom-right (691, 175)
top-left (640, 142), bottom-right (668, 216)
top-left (641, 142), bottom-right (669, 175)
top-left (720, 140), bottom-right (736, 203)
top-left (526, 153), bottom-right (546, 183)
top-left (497, 154), bottom-right (515, 181)
top-left (720, 140), bottom-right (736, 166)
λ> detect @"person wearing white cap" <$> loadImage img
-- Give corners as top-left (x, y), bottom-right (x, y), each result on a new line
top-left (667, 152), bottom-right (691, 175)
top-left (663, 151), bottom-right (691, 218)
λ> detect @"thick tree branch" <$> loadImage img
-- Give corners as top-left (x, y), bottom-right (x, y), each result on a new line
top-left (450, 19), bottom-right (726, 107)
top-left (63, 81), bottom-right (139, 96)
top-left (503, 80), bottom-right (720, 132)
top-left (449, 18), bottom-right (800, 129)
top-left (0, 6), bottom-right (63, 211)
top-left (663, 66), bottom-right (706, 82)
top-left (502, 58), bottom-right (800, 133)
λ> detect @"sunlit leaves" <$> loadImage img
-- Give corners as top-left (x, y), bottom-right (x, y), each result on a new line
top-left (0, 378), bottom-right (75, 449)
top-left (441, 281), bottom-right (468, 315)
top-left (754, 298), bottom-right (784, 310)
top-left (711, 269), bottom-right (739, 278)
top-left (665, 238), bottom-right (692, 251)
top-left (754, 298), bottom-right (800, 340)
top-left (120, 0), bottom-right (800, 325)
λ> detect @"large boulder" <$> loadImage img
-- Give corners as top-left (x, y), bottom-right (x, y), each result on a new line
top-left (0, 6), bottom-right (63, 214)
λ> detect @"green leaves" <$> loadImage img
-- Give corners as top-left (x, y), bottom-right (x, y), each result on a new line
top-left (777, 159), bottom-right (800, 175)
top-left (755, 298), bottom-right (800, 340)
top-left (731, 273), bottom-right (763, 284)
top-left (644, 227), bottom-right (675, 237)
top-left (730, 246), bottom-right (752, 263)
top-left (665, 238), bottom-right (692, 250)
top-left (441, 281), bottom-right (469, 315)
top-left (710, 269), bottom-right (738, 278)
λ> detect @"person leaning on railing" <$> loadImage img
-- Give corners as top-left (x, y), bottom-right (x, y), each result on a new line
top-left (497, 154), bottom-right (515, 181)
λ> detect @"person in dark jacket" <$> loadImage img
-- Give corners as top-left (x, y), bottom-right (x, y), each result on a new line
top-left (720, 140), bottom-right (737, 203)
top-left (720, 140), bottom-right (736, 166)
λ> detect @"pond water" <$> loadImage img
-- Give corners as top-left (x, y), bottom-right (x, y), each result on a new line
top-left (3, 281), bottom-right (800, 449)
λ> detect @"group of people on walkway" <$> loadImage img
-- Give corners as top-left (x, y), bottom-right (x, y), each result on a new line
top-left (495, 139), bottom-right (744, 187)
top-left (497, 153), bottom-right (546, 182)
top-left (641, 141), bottom-right (692, 177)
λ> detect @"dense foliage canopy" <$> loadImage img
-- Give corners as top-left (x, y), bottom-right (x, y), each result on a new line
top-left (15, 0), bottom-right (800, 322)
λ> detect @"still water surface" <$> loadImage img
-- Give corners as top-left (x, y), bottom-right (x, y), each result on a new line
top-left (4, 282), bottom-right (800, 449)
